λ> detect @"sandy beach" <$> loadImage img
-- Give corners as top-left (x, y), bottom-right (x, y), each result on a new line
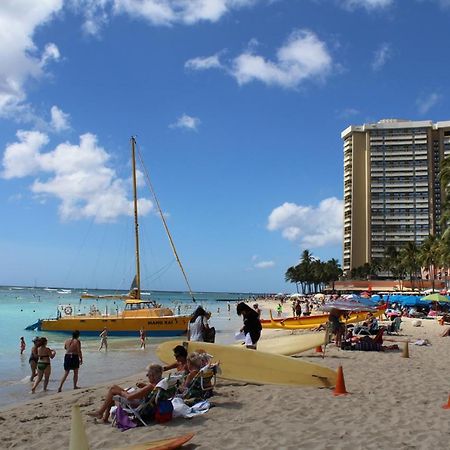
top-left (2, 303), bottom-right (450, 450)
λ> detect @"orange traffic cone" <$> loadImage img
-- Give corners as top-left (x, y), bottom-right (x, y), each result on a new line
top-left (402, 341), bottom-right (409, 358)
top-left (315, 346), bottom-right (323, 353)
top-left (442, 394), bottom-right (450, 409)
top-left (333, 365), bottom-right (348, 396)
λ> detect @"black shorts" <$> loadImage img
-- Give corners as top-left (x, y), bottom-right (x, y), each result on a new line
top-left (64, 353), bottom-right (80, 371)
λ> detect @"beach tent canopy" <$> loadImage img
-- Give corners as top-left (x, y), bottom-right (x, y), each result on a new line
top-left (421, 293), bottom-right (450, 303)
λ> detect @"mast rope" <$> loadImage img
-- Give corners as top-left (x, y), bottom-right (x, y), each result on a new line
top-left (135, 141), bottom-right (196, 302)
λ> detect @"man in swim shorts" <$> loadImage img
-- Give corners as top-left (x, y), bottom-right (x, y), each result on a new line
top-left (57, 330), bottom-right (83, 392)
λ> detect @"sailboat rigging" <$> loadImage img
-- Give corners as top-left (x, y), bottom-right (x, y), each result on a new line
top-left (134, 138), bottom-right (196, 302)
top-left (25, 137), bottom-right (192, 336)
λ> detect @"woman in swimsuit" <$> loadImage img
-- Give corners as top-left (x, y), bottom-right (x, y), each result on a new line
top-left (58, 330), bottom-right (83, 392)
top-left (28, 337), bottom-right (40, 382)
top-left (31, 337), bottom-right (56, 393)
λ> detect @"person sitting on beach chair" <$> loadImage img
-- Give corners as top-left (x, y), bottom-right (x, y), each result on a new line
top-left (88, 364), bottom-right (163, 423)
top-left (387, 316), bottom-right (402, 334)
top-left (113, 372), bottom-right (184, 427)
top-left (177, 352), bottom-right (219, 405)
top-left (162, 345), bottom-right (188, 375)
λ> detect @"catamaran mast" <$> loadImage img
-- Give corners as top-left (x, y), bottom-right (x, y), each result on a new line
top-left (131, 136), bottom-right (141, 299)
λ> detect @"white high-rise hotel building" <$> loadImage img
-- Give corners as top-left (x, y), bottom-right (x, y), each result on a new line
top-left (341, 119), bottom-right (450, 273)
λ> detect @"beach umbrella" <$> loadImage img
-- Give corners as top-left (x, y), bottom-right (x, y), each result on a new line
top-left (320, 300), bottom-right (377, 312)
top-left (289, 293), bottom-right (303, 298)
top-left (314, 293), bottom-right (325, 299)
top-left (421, 293), bottom-right (450, 303)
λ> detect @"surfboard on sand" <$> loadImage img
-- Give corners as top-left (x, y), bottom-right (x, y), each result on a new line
top-left (156, 340), bottom-right (336, 388)
top-left (254, 332), bottom-right (326, 355)
top-left (113, 433), bottom-right (194, 450)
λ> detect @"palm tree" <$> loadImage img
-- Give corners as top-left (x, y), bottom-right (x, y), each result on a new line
top-left (285, 266), bottom-right (300, 293)
top-left (439, 155), bottom-right (450, 238)
top-left (400, 242), bottom-right (420, 290)
top-left (419, 235), bottom-right (441, 292)
top-left (382, 245), bottom-right (399, 279)
top-left (325, 258), bottom-right (342, 291)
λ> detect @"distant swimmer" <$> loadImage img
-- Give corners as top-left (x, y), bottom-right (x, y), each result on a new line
top-left (20, 336), bottom-right (26, 355)
top-left (99, 327), bottom-right (108, 351)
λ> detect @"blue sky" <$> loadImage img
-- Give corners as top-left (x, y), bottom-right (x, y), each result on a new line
top-left (1, 0), bottom-right (450, 293)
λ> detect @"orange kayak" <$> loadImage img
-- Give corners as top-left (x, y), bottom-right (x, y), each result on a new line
top-left (113, 433), bottom-right (194, 450)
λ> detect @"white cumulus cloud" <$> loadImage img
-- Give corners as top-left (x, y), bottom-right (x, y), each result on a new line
top-left (73, 0), bottom-right (259, 34)
top-left (372, 43), bottom-right (391, 71)
top-left (185, 54), bottom-right (223, 71)
top-left (0, 1), bottom-right (63, 116)
top-left (267, 197), bottom-right (343, 249)
top-left (169, 114), bottom-right (201, 131)
top-left (50, 105), bottom-right (70, 131)
top-left (254, 260), bottom-right (275, 269)
top-left (416, 92), bottom-right (441, 115)
top-left (340, 0), bottom-right (393, 10)
top-left (1, 131), bottom-right (153, 222)
top-left (230, 29), bottom-right (333, 88)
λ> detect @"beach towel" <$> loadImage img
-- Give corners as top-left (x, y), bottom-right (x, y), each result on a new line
top-left (171, 397), bottom-right (210, 418)
top-left (115, 406), bottom-right (138, 431)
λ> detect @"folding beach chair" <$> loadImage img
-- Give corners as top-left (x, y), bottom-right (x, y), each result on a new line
top-left (181, 363), bottom-right (220, 404)
top-left (112, 373), bottom-right (184, 427)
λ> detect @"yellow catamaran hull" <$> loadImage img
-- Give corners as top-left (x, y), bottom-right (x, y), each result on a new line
top-left (38, 314), bottom-right (190, 337)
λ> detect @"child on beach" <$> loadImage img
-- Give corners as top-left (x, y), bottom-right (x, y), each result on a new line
top-left (139, 328), bottom-right (146, 349)
top-left (31, 337), bottom-right (56, 393)
top-left (20, 337), bottom-right (26, 355)
top-left (99, 328), bottom-right (108, 351)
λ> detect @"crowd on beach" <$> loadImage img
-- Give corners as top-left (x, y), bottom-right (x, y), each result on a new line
top-left (20, 302), bottom-right (263, 430)
top-left (20, 294), bottom-right (450, 433)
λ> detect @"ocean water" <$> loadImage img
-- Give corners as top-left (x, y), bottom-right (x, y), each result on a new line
top-left (0, 286), bottom-right (248, 408)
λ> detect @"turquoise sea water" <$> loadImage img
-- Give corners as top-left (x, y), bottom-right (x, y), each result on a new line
top-left (0, 286), bottom-right (249, 408)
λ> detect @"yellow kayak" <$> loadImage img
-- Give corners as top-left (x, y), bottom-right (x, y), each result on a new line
top-left (262, 307), bottom-right (386, 330)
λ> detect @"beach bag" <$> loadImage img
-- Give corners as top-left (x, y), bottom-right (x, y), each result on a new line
top-left (203, 326), bottom-right (216, 343)
top-left (115, 406), bottom-right (138, 431)
top-left (154, 399), bottom-right (174, 423)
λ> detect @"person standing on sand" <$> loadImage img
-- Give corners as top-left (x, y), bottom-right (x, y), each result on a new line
top-left (20, 337), bottom-right (26, 355)
top-left (237, 302), bottom-right (262, 350)
top-left (139, 328), bottom-right (146, 349)
top-left (57, 330), bottom-right (83, 392)
top-left (187, 306), bottom-right (210, 342)
top-left (29, 337), bottom-right (40, 381)
top-left (99, 327), bottom-right (108, 351)
top-left (31, 337), bottom-right (56, 393)
top-left (253, 303), bottom-right (261, 319)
